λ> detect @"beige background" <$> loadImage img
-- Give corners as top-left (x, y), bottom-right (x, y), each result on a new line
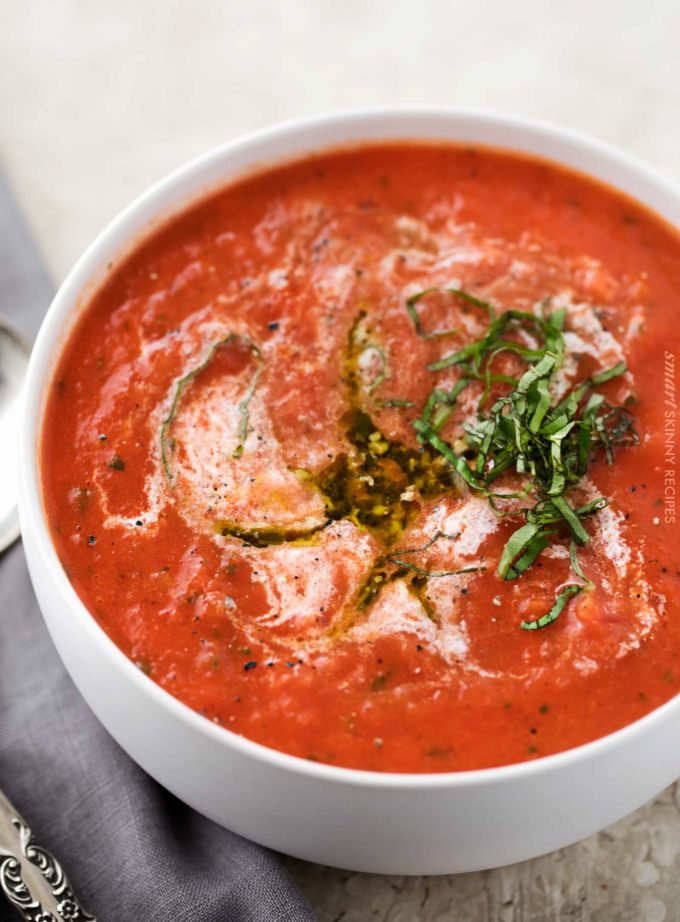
top-left (3, 1), bottom-right (680, 919)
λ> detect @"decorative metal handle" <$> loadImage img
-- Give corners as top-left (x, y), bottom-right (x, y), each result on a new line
top-left (0, 789), bottom-right (96, 921)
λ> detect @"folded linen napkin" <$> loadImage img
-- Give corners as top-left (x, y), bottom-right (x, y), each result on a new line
top-left (0, 165), bottom-right (315, 922)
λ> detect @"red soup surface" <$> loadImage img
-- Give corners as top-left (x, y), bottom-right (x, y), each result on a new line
top-left (42, 144), bottom-right (680, 772)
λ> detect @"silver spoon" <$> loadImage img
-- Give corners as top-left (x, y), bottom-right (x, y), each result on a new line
top-left (0, 316), bottom-right (29, 552)
top-left (0, 787), bottom-right (96, 921)
top-left (0, 317), bottom-right (96, 920)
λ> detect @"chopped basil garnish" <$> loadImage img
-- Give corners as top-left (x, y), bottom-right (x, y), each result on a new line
top-left (161, 334), bottom-right (263, 483)
top-left (406, 289), bottom-right (637, 630)
top-left (520, 585), bottom-right (583, 631)
top-left (385, 531), bottom-right (485, 579)
top-left (406, 288), bottom-right (461, 339)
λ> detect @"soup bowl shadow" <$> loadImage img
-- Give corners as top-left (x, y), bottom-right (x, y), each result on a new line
top-left (19, 107), bottom-right (680, 875)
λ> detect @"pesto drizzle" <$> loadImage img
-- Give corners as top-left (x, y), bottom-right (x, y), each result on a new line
top-left (158, 288), bottom-right (636, 635)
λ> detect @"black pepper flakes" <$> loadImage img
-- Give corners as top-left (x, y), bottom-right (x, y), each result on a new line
top-left (243, 661), bottom-right (257, 671)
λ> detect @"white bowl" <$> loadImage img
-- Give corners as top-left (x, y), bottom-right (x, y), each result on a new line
top-left (19, 108), bottom-right (680, 875)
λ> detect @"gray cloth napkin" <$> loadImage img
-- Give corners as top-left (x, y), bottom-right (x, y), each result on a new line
top-left (0, 166), bottom-right (316, 922)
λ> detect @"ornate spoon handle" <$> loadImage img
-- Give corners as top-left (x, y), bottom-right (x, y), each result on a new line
top-left (0, 788), bottom-right (96, 921)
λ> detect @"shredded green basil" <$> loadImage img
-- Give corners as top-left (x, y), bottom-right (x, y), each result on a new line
top-left (406, 290), bottom-right (637, 629)
top-left (366, 344), bottom-right (388, 393)
top-left (406, 288), bottom-right (461, 339)
top-left (384, 530), bottom-right (485, 578)
top-left (520, 584), bottom-right (584, 631)
top-left (161, 334), bottom-right (263, 484)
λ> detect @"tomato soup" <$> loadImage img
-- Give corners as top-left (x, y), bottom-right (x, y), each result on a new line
top-left (41, 144), bottom-right (680, 772)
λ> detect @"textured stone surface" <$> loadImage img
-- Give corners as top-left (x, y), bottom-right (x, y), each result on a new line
top-left (3, 2), bottom-right (680, 918)
top-left (284, 784), bottom-right (680, 920)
